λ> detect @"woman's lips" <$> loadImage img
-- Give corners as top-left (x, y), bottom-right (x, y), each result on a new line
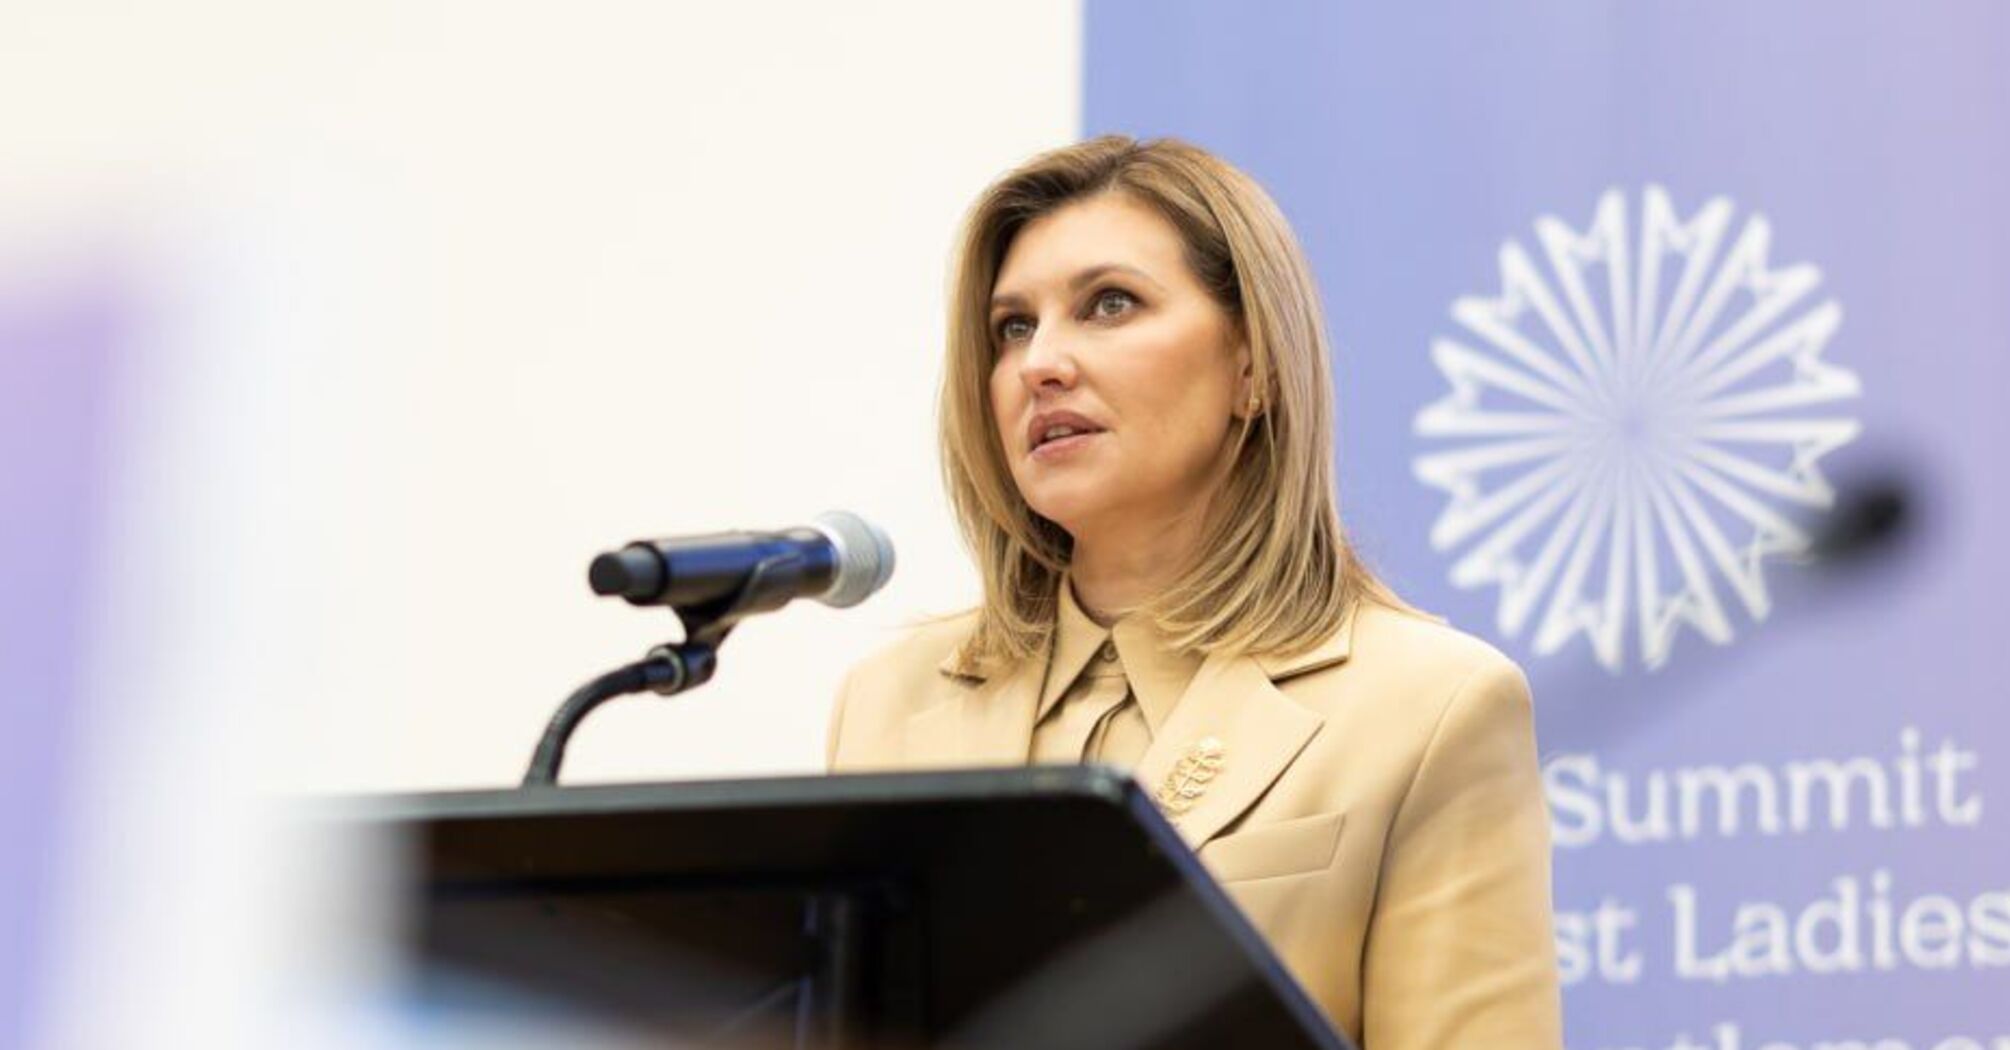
top-left (1030, 430), bottom-right (1103, 463)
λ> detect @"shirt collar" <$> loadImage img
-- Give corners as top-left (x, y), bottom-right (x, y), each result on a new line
top-left (1033, 578), bottom-right (1114, 724)
top-left (1111, 613), bottom-right (1202, 735)
top-left (1031, 578), bottom-right (1203, 735)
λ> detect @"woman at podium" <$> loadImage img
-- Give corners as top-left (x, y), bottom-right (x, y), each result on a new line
top-left (827, 136), bottom-right (1562, 1049)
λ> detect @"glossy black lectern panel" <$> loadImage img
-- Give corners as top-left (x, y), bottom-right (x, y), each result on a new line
top-left (335, 766), bottom-right (1351, 1050)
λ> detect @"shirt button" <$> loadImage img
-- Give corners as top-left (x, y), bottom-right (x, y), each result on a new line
top-left (1098, 640), bottom-right (1118, 662)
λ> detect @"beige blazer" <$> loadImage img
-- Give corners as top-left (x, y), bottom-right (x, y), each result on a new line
top-left (826, 600), bottom-right (1563, 1049)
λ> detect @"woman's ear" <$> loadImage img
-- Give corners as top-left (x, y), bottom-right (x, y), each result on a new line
top-left (1233, 343), bottom-right (1263, 420)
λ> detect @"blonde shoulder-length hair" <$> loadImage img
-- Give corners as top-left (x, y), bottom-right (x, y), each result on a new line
top-left (939, 135), bottom-right (1406, 674)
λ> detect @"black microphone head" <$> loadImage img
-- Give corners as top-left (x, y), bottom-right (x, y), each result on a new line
top-left (810, 511), bottom-right (895, 608)
top-left (588, 545), bottom-right (665, 601)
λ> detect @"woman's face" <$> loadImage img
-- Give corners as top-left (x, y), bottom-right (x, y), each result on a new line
top-left (988, 193), bottom-right (1249, 544)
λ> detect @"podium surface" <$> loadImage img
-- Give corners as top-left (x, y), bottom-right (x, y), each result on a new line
top-left (340, 766), bottom-right (1352, 1050)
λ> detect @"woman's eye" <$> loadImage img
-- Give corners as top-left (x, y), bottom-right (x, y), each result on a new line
top-left (1090, 288), bottom-right (1138, 320)
top-left (996, 316), bottom-right (1034, 344)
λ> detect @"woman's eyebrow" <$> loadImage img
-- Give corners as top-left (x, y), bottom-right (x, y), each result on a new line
top-left (991, 263), bottom-right (1163, 312)
top-left (1067, 263), bottom-right (1161, 292)
top-left (989, 291), bottom-right (1030, 314)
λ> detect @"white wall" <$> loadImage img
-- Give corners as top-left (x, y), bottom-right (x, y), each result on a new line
top-left (8, 1), bottom-right (1081, 793)
top-left (4, 3), bottom-right (1079, 1044)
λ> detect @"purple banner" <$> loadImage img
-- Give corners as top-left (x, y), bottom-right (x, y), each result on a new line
top-left (1088, 2), bottom-right (2010, 1046)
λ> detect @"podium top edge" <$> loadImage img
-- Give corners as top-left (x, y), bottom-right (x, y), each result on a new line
top-left (313, 764), bottom-right (1145, 824)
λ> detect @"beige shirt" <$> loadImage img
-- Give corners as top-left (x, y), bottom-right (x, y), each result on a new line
top-left (1028, 582), bottom-right (1202, 769)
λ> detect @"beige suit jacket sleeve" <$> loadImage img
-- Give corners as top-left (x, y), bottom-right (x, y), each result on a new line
top-left (1361, 656), bottom-right (1561, 1048)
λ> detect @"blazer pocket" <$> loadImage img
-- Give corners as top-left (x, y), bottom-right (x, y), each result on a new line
top-left (1199, 810), bottom-right (1347, 883)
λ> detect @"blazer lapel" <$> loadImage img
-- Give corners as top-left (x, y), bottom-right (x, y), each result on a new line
top-left (1133, 650), bottom-right (1326, 850)
top-left (906, 601), bottom-right (1354, 836)
top-left (903, 658), bottom-right (1043, 767)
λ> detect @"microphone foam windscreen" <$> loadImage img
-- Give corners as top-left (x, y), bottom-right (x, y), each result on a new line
top-left (812, 510), bottom-right (896, 608)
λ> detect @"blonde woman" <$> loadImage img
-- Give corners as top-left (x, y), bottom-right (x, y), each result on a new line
top-left (827, 136), bottom-right (1562, 1048)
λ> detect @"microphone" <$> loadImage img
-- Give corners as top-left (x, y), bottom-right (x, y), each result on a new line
top-left (522, 512), bottom-right (892, 787)
top-left (587, 510), bottom-right (895, 612)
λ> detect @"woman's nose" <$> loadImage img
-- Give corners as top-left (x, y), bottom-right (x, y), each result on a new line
top-left (1017, 326), bottom-right (1078, 390)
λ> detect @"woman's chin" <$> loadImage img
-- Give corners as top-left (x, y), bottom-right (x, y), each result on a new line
top-left (1025, 488), bottom-right (1128, 538)
top-left (1022, 490), bottom-right (1092, 530)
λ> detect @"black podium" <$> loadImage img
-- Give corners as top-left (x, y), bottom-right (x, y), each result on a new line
top-left (338, 765), bottom-right (1352, 1050)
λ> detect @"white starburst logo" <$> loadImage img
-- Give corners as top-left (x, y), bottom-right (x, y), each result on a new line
top-left (1412, 187), bottom-right (1863, 672)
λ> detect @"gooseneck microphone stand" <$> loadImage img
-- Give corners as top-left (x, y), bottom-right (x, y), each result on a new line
top-left (503, 519), bottom-right (898, 1050)
top-left (520, 549), bottom-right (816, 787)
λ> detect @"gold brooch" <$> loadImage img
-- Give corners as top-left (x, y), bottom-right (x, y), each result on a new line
top-left (1157, 736), bottom-right (1226, 816)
